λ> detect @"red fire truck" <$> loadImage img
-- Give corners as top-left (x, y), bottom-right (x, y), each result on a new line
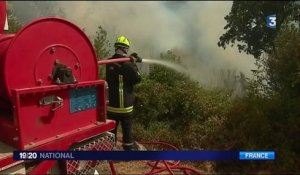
top-left (0, 1), bottom-right (134, 174)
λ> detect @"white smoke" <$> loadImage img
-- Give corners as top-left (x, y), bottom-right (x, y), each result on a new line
top-left (10, 1), bottom-right (256, 87)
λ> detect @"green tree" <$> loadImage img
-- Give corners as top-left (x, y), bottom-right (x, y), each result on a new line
top-left (5, 4), bottom-right (22, 34)
top-left (134, 50), bottom-right (233, 149)
top-left (209, 21), bottom-right (300, 174)
top-left (218, 1), bottom-right (299, 59)
top-left (93, 25), bottom-right (111, 78)
top-left (266, 24), bottom-right (300, 98)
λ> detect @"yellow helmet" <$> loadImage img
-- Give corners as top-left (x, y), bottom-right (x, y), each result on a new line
top-left (115, 35), bottom-right (130, 48)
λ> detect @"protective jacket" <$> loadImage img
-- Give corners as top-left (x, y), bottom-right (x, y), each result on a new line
top-left (106, 53), bottom-right (141, 114)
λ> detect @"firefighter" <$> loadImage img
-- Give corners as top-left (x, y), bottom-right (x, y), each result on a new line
top-left (106, 35), bottom-right (142, 151)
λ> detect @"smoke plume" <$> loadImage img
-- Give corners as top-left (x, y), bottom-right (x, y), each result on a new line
top-left (9, 1), bottom-right (256, 87)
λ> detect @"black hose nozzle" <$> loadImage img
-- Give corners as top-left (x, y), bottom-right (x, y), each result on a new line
top-left (130, 52), bottom-right (143, 63)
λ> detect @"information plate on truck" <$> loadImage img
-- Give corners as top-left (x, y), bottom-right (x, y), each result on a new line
top-left (69, 87), bottom-right (97, 113)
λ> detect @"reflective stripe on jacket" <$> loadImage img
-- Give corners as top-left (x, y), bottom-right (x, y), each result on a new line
top-left (105, 53), bottom-right (141, 114)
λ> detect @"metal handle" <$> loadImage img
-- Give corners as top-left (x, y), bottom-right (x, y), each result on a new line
top-left (39, 95), bottom-right (64, 111)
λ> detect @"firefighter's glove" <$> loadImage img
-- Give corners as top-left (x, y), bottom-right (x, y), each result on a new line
top-left (130, 52), bottom-right (142, 63)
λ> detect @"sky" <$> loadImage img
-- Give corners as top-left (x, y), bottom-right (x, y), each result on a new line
top-left (10, 1), bottom-right (256, 87)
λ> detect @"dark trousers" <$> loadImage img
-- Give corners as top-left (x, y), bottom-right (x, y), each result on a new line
top-left (107, 112), bottom-right (133, 151)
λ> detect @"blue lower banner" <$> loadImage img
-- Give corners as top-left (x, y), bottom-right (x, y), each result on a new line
top-left (13, 151), bottom-right (275, 161)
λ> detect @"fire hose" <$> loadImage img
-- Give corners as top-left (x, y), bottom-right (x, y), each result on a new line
top-left (98, 58), bottom-right (202, 174)
top-left (138, 141), bottom-right (203, 175)
top-left (97, 53), bottom-right (142, 66)
top-left (108, 141), bottom-right (203, 175)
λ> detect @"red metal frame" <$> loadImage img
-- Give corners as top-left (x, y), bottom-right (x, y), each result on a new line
top-left (0, 2), bottom-right (137, 172)
top-left (0, 80), bottom-right (115, 172)
top-left (28, 160), bottom-right (56, 175)
top-left (0, 56), bottom-right (133, 173)
top-left (0, 157), bottom-right (23, 172)
top-left (0, 120), bottom-right (115, 173)
top-left (0, 80), bottom-right (107, 149)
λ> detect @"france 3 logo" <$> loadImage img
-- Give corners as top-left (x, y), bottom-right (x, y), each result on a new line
top-left (266, 14), bottom-right (276, 29)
